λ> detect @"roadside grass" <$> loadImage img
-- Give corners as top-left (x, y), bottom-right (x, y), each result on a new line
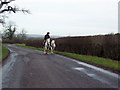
top-left (54, 51), bottom-right (119, 71)
top-left (16, 44), bottom-right (44, 51)
top-left (2, 46), bottom-right (9, 61)
top-left (16, 44), bottom-right (119, 71)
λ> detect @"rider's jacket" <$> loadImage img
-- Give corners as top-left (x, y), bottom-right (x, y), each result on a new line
top-left (44, 34), bottom-right (50, 40)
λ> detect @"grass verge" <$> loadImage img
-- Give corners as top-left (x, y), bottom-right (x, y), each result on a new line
top-left (16, 44), bottom-right (119, 71)
top-left (2, 46), bottom-right (9, 61)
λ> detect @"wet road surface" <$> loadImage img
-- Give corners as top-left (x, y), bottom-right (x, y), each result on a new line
top-left (2, 45), bottom-right (119, 88)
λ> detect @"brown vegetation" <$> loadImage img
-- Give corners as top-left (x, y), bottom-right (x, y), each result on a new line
top-left (2, 33), bottom-right (120, 61)
top-left (54, 34), bottom-right (119, 61)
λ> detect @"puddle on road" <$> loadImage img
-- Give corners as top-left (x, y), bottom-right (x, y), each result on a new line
top-left (63, 56), bottom-right (118, 78)
top-left (73, 67), bottom-right (118, 88)
top-left (56, 54), bottom-right (118, 78)
top-left (87, 74), bottom-right (95, 77)
top-left (73, 68), bottom-right (84, 71)
top-left (74, 60), bottom-right (118, 78)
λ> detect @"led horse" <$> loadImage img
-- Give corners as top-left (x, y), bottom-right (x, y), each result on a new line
top-left (44, 39), bottom-right (56, 54)
top-left (51, 40), bottom-right (56, 54)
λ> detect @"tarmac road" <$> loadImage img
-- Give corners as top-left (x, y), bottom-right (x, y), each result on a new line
top-left (2, 45), bottom-right (119, 88)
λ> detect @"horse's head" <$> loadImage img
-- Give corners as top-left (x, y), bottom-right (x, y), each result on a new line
top-left (51, 40), bottom-right (55, 43)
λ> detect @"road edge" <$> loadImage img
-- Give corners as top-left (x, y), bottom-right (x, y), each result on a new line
top-left (56, 53), bottom-right (120, 74)
top-left (1, 46), bottom-right (10, 65)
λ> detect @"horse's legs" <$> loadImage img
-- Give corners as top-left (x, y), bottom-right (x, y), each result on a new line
top-left (44, 47), bottom-right (46, 54)
top-left (51, 47), bottom-right (53, 54)
top-left (46, 47), bottom-right (49, 54)
top-left (52, 48), bottom-right (55, 54)
top-left (44, 47), bottom-right (48, 54)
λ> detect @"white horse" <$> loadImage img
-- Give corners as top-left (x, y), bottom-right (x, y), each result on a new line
top-left (51, 40), bottom-right (56, 54)
top-left (44, 39), bottom-right (56, 54)
top-left (44, 38), bottom-right (51, 54)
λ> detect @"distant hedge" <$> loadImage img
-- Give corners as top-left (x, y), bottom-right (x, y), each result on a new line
top-left (2, 33), bottom-right (120, 61)
top-left (55, 34), bottom-right (119, 61)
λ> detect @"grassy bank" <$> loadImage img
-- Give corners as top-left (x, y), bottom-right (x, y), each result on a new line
top-left (16, 44), bottom-right (119, 71)
top-left (2, 46), bottom-right (9, 61)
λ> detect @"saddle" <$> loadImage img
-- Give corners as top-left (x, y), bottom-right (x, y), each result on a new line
top-left (44, 40), bottom-right (51, 47)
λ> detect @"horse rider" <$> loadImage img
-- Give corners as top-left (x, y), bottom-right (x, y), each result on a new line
top-left (43, 32), bottom-right (50, 46)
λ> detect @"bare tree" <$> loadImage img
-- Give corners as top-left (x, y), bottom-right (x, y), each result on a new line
top-left (0, 0), bottom-right (30, 24)
top-left (0, 0), bottom-right (30, 14)
top-left (0, 0), bottom-right (15, 13)
top-left (2, 23), bottom-right (16, 40)
top-left (17, 29), bottom-right (27, 40)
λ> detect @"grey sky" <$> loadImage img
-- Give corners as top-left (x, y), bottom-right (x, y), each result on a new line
top-left (5, 0), bottom-right (119, 36)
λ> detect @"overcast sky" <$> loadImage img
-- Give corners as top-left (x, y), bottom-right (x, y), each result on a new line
top-left (4, 0), bottom-right (119, 36)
